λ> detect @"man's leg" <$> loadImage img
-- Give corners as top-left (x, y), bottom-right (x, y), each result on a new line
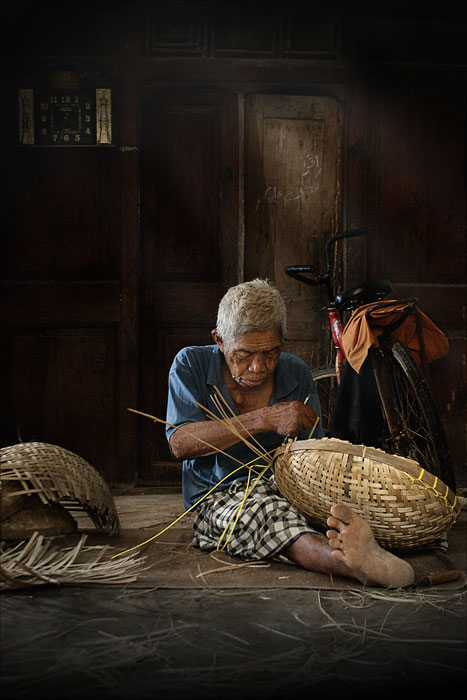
top-left (282, 503), bottom-right (415, 588)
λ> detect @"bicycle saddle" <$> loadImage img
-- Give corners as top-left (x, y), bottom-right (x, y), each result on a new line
top-left (335, 279), bottom-right (393, 311)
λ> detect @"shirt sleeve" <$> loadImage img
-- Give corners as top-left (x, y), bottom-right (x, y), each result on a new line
top-left (289, 356), bottom-right (324, 440)
top-left (165, 348), bottom-right (210, 445)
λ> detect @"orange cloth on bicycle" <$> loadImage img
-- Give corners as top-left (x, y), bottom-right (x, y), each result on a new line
top-left (341, 300), bottom-right (449, 374)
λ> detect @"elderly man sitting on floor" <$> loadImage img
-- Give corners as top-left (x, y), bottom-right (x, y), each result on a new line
top-left (166, 279), bottom-right (415, 588)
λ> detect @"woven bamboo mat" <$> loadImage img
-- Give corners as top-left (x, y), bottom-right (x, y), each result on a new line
top-left (55, 525), bottom-right (463, 591)
top-left (5, 493), bottom-right (459, 591)
top-left (79, 493), bottom-right (464, 590)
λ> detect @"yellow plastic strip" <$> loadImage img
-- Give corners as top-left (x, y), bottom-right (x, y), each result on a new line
top-left (307, 416), bottom-right (320, 439)
top-left (217, 466), bottom-right (253, 552)
top-left (111, 448), bottom-right (277, 559)
top-left (216, 463), bottom-right (271, 552)
top-left (405, 467), bottom-right (460, 522)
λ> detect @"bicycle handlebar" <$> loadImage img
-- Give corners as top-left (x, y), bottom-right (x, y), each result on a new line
top-left (285, 228), bottom-right (368, 298)
top-left (325, 227), bottom-right (368, 269)
top-left (284, 265), bottom-right (319, 284)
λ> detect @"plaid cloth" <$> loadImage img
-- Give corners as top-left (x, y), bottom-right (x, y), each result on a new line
top-left (192, 476), bottom-right (321, 564)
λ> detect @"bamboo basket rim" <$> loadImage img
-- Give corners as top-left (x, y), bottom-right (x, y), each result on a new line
top-left (273, 438), bottom-right (457, 506)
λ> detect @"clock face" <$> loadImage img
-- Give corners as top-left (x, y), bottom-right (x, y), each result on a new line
top-left (36, 92), bottom-right (96, 145)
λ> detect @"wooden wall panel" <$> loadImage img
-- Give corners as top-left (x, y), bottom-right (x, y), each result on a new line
top-left (3, 329), bottom-right (116, 483)
top-left (211, 2), bottom-right (278, 57)
top-left (368, 86), bottom-right (467, 484)
top-left (143, 105), bottom-right (221, 282)
top-left (0, 282), bottom-right (120, 326)
top-left (1, 123), bottom-right (135, 486)
top-left (3, 148), bottom-right (119, 280)
top-left (144, 1), bottom-right (338, 59)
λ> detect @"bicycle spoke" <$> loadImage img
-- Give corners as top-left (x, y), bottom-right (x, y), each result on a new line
top-left (311, 367), bottom-right (337, 435)
top-left (380, 339), bottom-right (454, 488)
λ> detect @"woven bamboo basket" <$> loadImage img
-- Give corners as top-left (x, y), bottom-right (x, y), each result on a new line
top-left (0, 442), bottom-right (120, 536)
top-left (272, 438), bottom-right (460, 549)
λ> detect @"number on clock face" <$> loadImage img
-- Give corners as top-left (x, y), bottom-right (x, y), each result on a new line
top-left (36, 92), bottom-right (96, 145)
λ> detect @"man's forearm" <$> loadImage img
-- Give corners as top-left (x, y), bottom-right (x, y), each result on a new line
top-left (169, 400), bottom-right (318, 460)
top-left (169, 409), bottom-right (269, 459)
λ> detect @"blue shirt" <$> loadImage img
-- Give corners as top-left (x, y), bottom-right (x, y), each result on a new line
top-left (166, 345), bottom-right (323, 509)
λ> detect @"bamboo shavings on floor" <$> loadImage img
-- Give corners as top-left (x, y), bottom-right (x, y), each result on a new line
top-left (0, 532), bottom-right (150, 590)
top-left (1, 585), bottom-right (465, 699)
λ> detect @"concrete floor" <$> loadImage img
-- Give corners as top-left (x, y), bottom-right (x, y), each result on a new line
top-left (1, 497), bottom-right (466, 700)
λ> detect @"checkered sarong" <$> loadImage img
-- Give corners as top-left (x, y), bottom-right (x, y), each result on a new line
top-left (192, 476), bottom-right (321, 563)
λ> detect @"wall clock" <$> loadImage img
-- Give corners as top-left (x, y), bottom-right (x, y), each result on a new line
top-left (36, 90), bottom-right (96, 145)
top-left (18, 87), bottom-right (112, 146)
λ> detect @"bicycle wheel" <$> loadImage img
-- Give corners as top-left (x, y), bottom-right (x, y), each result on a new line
top-left (375, 338), bottom-right (456, 490)
top-left (311, 366), bottom-right (338, 435)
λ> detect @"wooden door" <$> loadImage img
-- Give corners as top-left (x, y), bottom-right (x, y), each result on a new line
top-left (244, 94), bottom-right (343, 368)
top-left (138, 88), bottom-right (239, 485)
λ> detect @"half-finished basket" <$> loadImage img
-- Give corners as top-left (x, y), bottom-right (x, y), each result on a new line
top-left (272, 438), bottom-right (460, 549)
top-left (1, 442), bottom-right (120, 537)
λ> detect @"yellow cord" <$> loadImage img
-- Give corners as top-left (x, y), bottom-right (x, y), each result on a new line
top-left (308, 416), bottom-right (320, 439)
top-left (113, 412), bottom-right (319, 560)
top-left (215, 415), bottom-right (319, 551)
top-left (405, 467), bottom-right (459, 521)
top-left (217, 466), bottom-right (253, 552)
top-left (111, 449), bottom-right (276, 558)
top-left (216, 463), bottom-right (271, 552)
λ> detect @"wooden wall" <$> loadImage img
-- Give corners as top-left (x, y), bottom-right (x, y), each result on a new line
top-left (1, 1), bottom-right (466, 488)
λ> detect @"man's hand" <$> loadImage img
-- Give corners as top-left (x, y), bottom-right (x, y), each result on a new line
top-left (169, 399), bottom-right (318, 460)
top-left (261, 400), bottom-right (318, 437)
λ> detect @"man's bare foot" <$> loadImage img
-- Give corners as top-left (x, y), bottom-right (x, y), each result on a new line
top-left (326, 504), bottom-right (415, 588)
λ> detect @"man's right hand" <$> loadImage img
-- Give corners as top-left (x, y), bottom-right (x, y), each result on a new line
top-left (261, 400), bottom-right (318, 437)
top-left (169, 399), bottom-right (318, 460)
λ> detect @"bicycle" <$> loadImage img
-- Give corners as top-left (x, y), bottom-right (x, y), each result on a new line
top-left (285, 228), bottom-right (456, 492)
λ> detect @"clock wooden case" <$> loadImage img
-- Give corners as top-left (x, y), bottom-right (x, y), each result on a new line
top-left (18, 74), bottom-right (112, 146)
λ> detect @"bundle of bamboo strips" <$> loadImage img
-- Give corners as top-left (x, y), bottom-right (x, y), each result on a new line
top-left (0, 532), bottom-right (149, 590)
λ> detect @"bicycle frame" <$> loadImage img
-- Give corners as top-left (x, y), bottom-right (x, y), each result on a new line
top-left (285, 230), bottom-right (456, 489)
top-left (329, 297), bottom-right (421, 386)
top-left (328, 307), bottom-right (346, 383)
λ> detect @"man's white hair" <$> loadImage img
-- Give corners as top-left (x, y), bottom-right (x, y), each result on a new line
top-left (215, 279), bottom-right (287, 347)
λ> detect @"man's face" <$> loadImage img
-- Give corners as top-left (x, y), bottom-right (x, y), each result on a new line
top-left (213, 330), bottom-right (282, 389)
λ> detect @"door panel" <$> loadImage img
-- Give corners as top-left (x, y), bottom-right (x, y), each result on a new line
top-left (138, 88), bottom-right (239, 485)
top-left (244, 94), bottom-right (343, 368)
